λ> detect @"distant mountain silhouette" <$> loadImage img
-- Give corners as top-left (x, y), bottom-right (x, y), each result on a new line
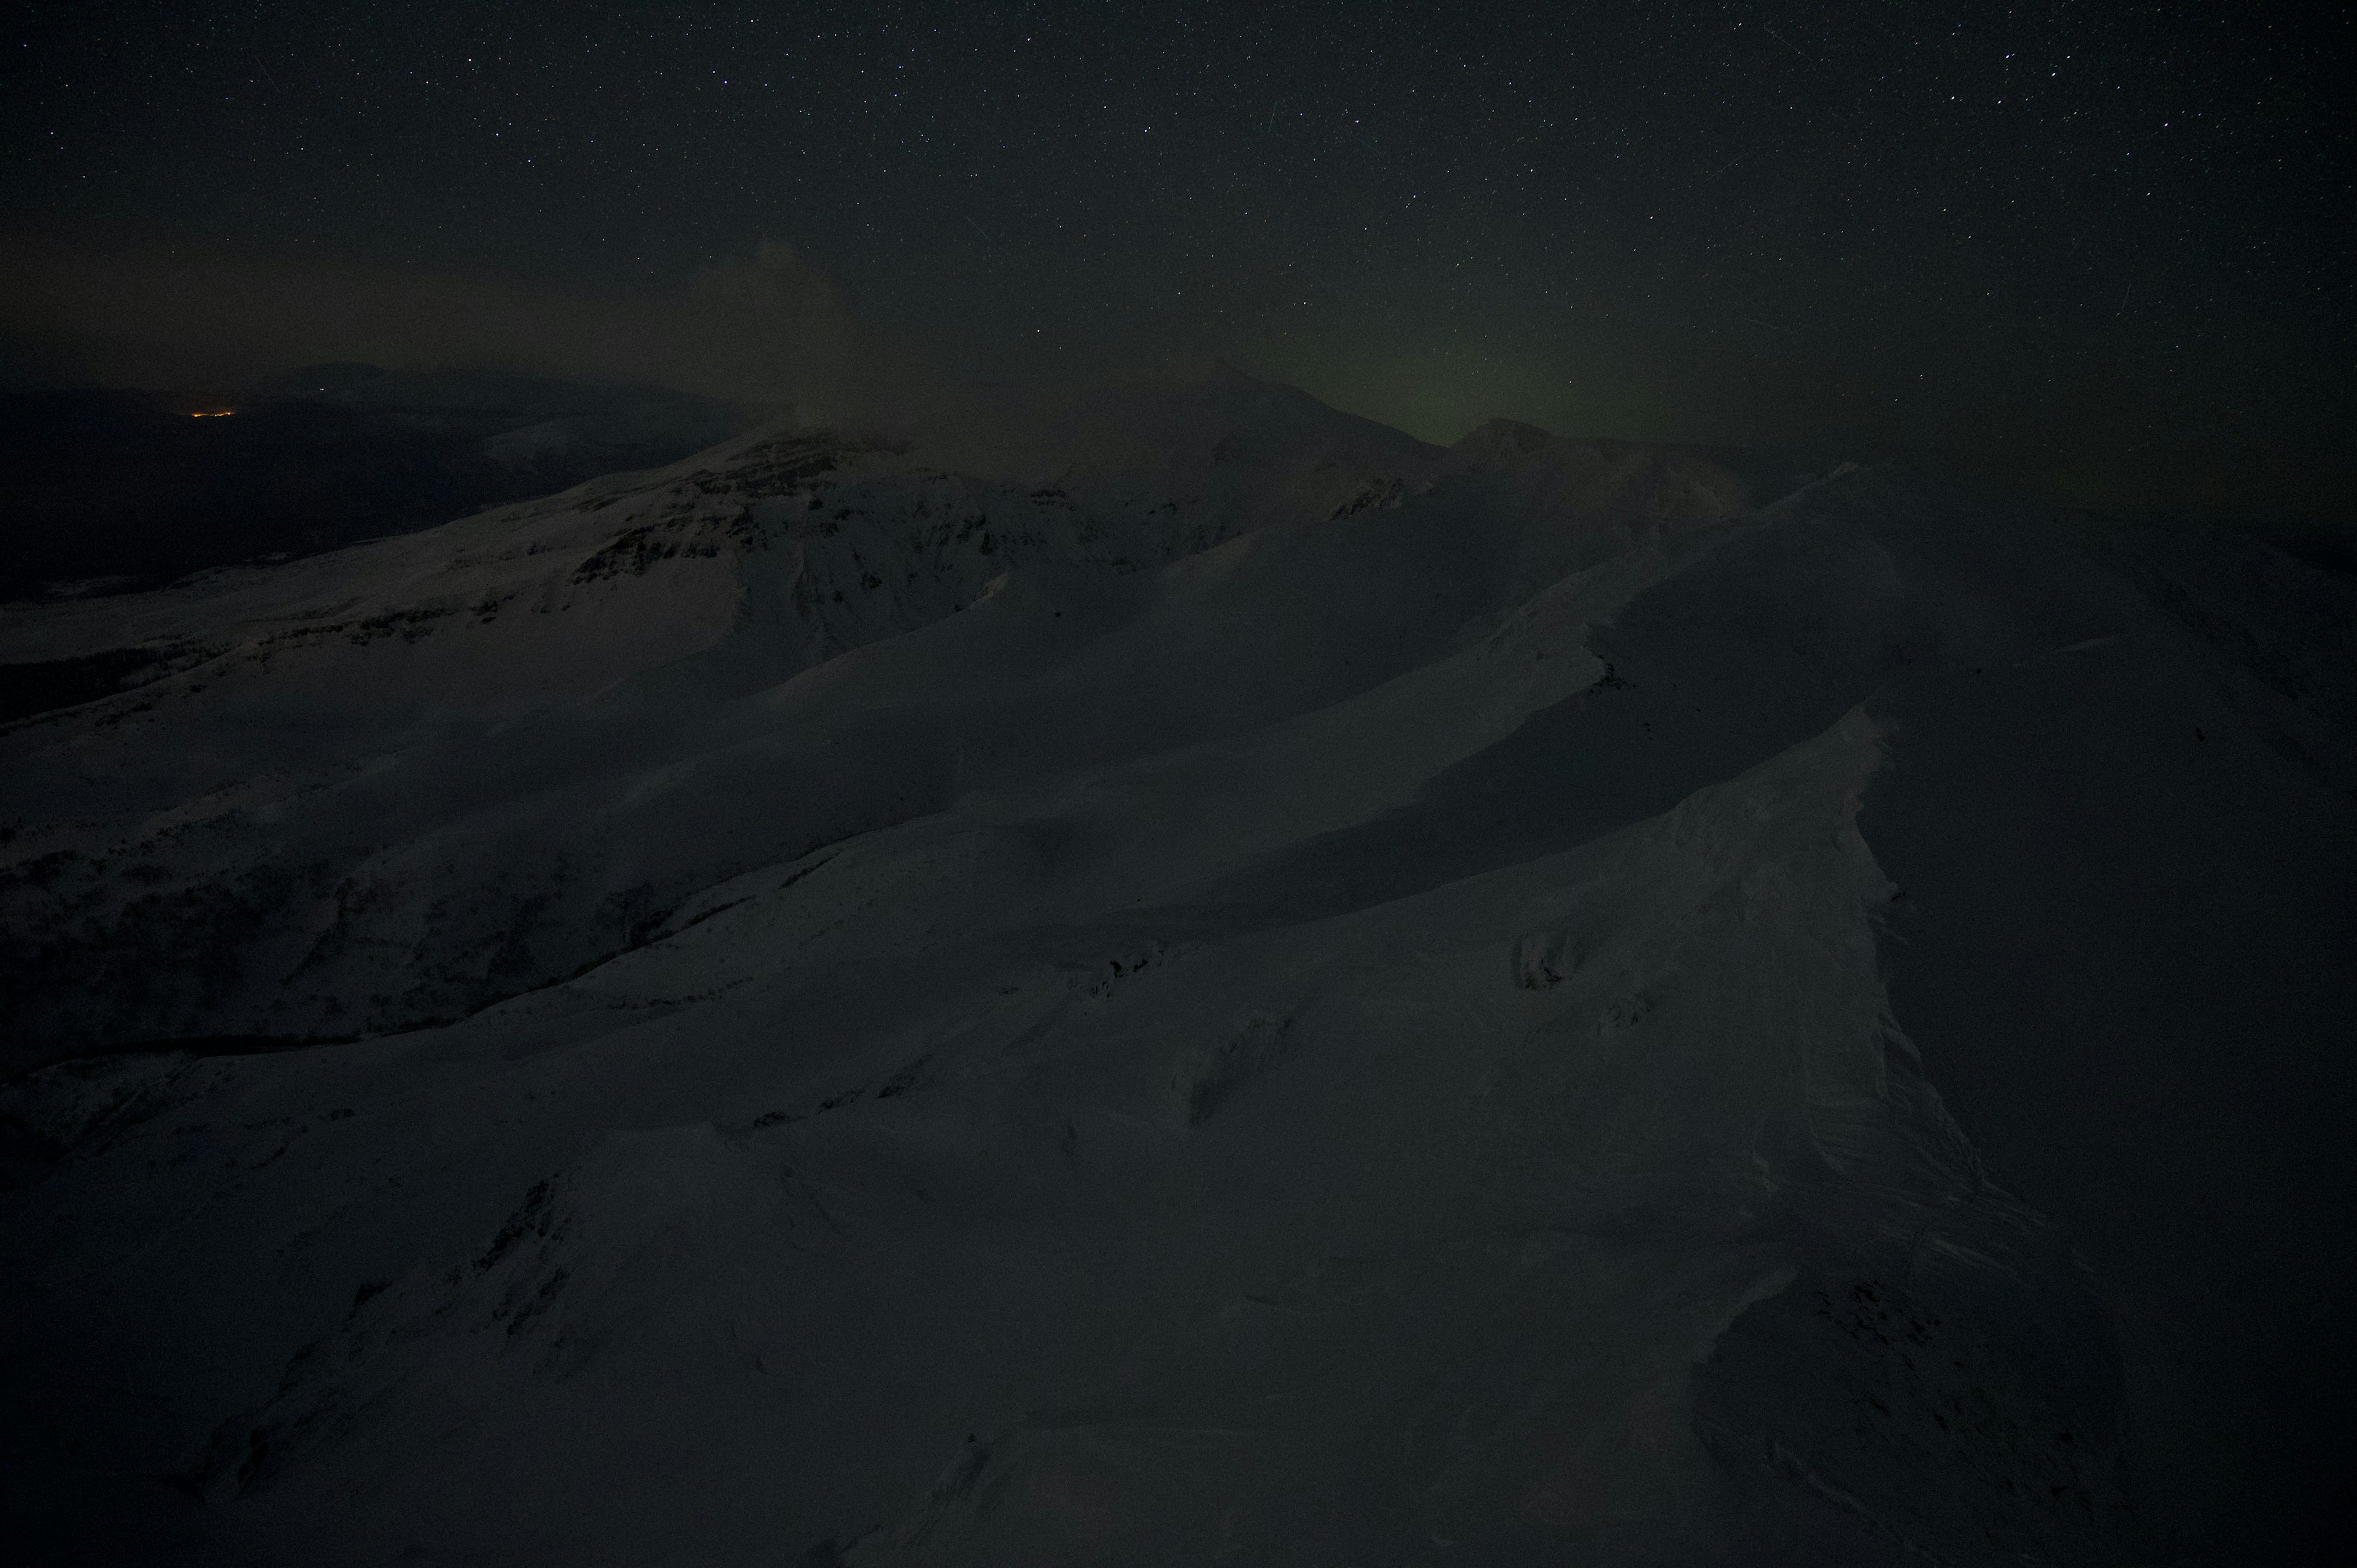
top-left (0, 366), bottom-right (748, 603)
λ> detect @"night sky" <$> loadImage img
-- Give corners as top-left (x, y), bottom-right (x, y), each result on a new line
top-left (5, 1), bottom-right (2352, 528)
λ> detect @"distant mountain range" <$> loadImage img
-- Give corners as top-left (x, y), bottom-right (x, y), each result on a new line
top-left (2, 366), bottom-right (2350, 1564)
top-left (0, 364), bottom-right (748, 604)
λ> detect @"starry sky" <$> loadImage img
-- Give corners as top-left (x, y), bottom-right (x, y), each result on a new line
top-left (4, 1), bottom-right (2352, 528)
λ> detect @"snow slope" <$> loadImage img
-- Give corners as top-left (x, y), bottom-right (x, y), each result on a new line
top-left (2, 367), bottom-right (2350, 1564)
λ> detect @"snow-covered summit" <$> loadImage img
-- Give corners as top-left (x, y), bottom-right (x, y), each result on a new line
top-left (0, 374), bottom-right (1770, 1062)
top-left (2, 369), bottom-right (2350, 1564)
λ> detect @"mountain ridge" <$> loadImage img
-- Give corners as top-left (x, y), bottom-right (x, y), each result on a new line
top-left (2, 369), bottom-right (2350, 1564)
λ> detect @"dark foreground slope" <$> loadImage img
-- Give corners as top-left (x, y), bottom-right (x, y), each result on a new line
top-left (2, 373), bottom-right (2350, 1565)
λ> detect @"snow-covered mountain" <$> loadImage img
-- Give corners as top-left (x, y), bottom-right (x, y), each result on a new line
top-left (2, 366), bottom-right (2351, 1564)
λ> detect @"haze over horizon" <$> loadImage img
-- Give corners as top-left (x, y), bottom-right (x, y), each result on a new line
top-left (6, 0), bottom-right (2353, 534)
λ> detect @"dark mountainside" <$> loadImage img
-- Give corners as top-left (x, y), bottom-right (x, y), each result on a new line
top-left (2, 371), bottom-right (2351, 1566)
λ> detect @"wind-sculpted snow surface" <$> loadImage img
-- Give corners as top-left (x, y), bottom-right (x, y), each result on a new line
top-left (2, 369), bottom-right (2351, 1564)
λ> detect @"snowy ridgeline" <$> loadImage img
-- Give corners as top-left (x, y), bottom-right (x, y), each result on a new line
top-left (2, 367), bottom-right (2352, 1564)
